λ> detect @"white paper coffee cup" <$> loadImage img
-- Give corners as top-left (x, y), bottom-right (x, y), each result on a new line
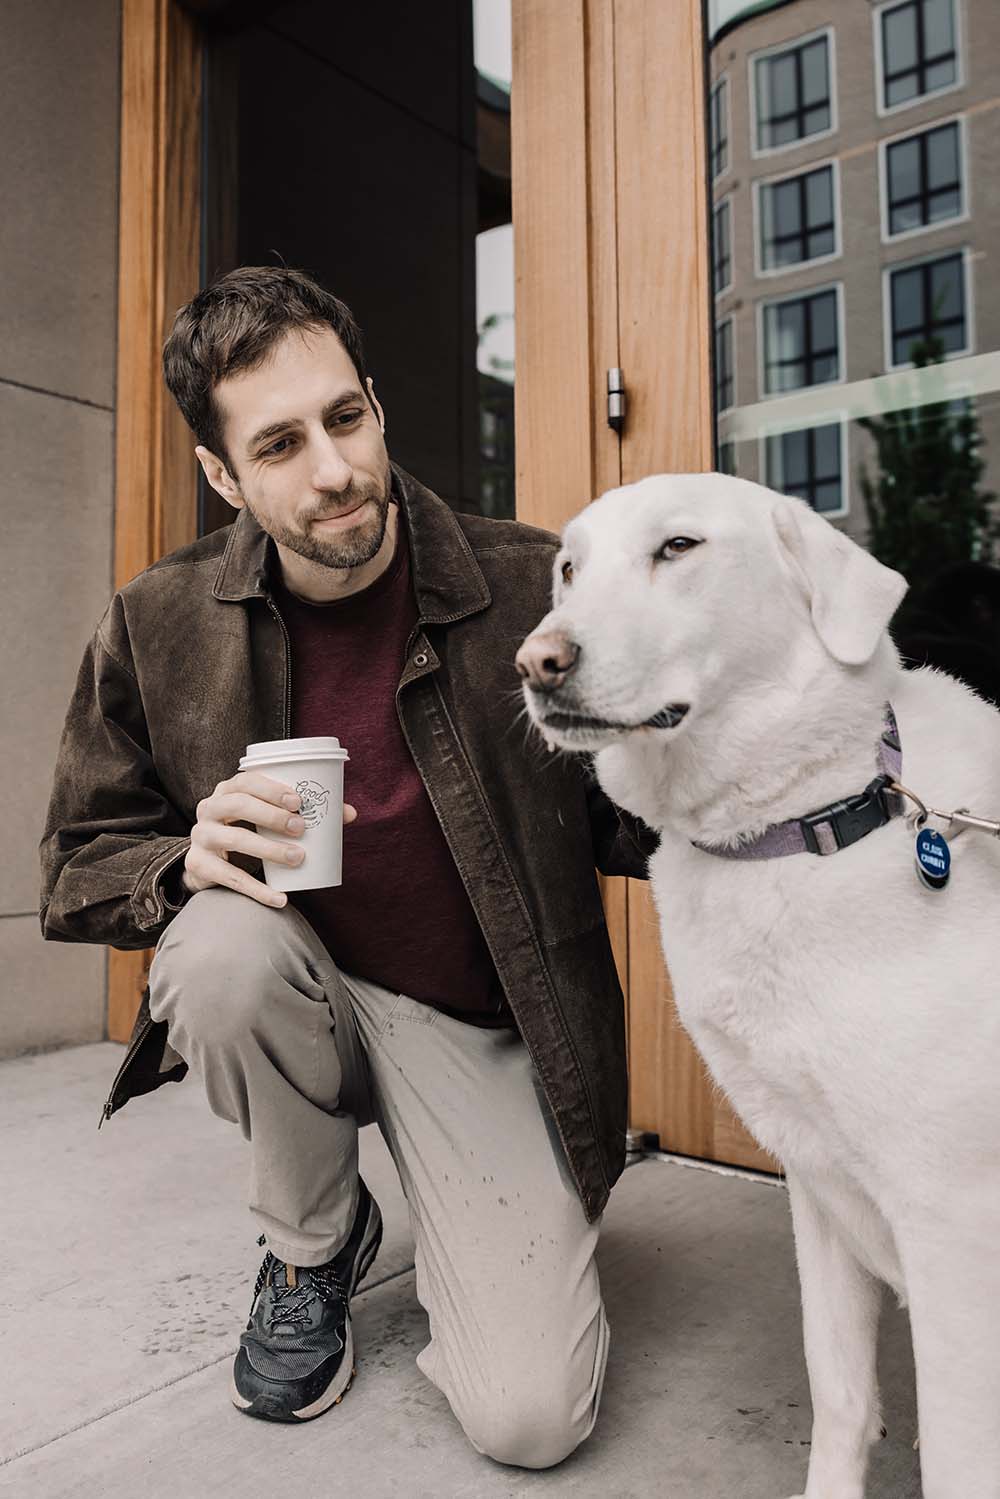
top-left (238, 736), bottom-right (350, 892)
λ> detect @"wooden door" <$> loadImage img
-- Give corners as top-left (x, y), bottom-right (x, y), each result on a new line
top-left (512, 0), bottom-right (776, 1171)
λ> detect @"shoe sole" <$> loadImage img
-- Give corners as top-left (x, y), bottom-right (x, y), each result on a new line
top-left (231, 1193), bottom-right (383, 1424)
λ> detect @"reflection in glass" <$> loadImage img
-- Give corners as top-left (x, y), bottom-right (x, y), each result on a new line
top-left (474, 2), bottom-right (515, 519)
top-left (754, 33), bottom-right (831, 150)
top-left (880, 0), bottom-right (958, 110)
top-left (706, 0), bottom-right (999, 704)
top-left (886, 122), bottom-right (962, 235)
top-left (765, 422), bottom-right (844, 514)
top-left (763, 289), bottom-right (840, 392)
top-left (710, 77), bottom-right (729, 178)
top-left (760, 164), bottom-right (835, 268)
top-left (713, 199), bottom-right (733, 292)
top-left (889, 253), bottom-right (966, 365)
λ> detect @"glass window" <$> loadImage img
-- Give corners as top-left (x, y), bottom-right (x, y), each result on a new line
top-left (881, 0), bottom-right (957, 109)
top-left (718, 439), bottom-right (736, 475)
top-left (889, 252), bottom-right (966, 364)
top-left (710, 77), bottom-right (728, 179)
top-left (760, 164), bottom-right (835, 269)
top-left (755, 34), bottom-right (831, 150)
top-left (763, 288), bottom-right (840, 393)
top-left (715, 319), bottom-right (734, 412)
top-left (712, 199), bottom-right (732, 294)
top-left (886, 122), bottom-right (962, 235)
top-left (765, 422), bottom-right (844, 513)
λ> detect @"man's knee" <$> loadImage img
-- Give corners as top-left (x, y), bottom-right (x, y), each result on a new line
top-left (460, 1384), bottom-right (594, 1470)
top-left (148, 887), bottom-right (303, 1046)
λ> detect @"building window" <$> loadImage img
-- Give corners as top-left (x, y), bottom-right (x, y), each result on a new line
top-left (710, 77), bottom-right (729, 179)
top-left (760, 164), bottom-right (836, 270)
top-left (888, 251), bottom-right (966, 364)
top-left (712, 199), bottom-right (732, 295)
top-left (880, 0), bottom-right (957, 110)
top-left (765, 423), bottom-right (844, 514)
top-left (754, 33), bottom-right (832, 151)
top-left (715, 319), bottom-right (734, 413)
top-left (762, 288), bottom-right (840, 394)
top-left (885, 121), bottom-right (962, 236)
top-left (718, 439), bottom-right (736, 475)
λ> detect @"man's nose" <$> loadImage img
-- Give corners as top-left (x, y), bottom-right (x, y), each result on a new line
top-left (311, 433), bottom-right (354, 492)
top-left (514, 631), bottom-right (580, 692)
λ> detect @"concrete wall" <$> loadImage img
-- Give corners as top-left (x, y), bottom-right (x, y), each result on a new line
top-left (1, 0), bottom-right (121, 1055)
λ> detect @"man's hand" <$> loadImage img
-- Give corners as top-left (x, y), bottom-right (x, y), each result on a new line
top-left (182, 771), bottom-right (358, 908)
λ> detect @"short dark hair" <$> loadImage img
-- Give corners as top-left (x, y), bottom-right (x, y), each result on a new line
top-left (162, 265), bottom-right (371, 474)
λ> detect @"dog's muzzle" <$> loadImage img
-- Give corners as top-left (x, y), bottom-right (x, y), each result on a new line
top-left (532, 702), bottom-right (689, 734)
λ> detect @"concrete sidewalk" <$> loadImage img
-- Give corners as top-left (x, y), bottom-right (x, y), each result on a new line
top-left (1, 1044), bottom-right (921, 1498)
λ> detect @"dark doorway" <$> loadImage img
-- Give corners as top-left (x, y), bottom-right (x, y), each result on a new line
top-left (196, 1), bottom-right (513, 537)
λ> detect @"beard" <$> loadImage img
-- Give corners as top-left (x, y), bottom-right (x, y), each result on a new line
top-left (242, 455), bottom-right (394, 571)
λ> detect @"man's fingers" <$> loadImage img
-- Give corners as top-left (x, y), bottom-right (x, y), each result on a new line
top-left (186, 850), bottom-right (287, 908)
top-left (194, 820), bottom-right (305, 870)
top-left (344, 803), bottom-right (358, 824)
top-left (215, 773), bottom-right (301, 809)
top-left (196, 791), bottom-right (302, 839)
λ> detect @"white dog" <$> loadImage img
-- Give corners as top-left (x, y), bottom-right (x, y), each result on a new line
top-left (515, 473), bottom-right (1000, 1499)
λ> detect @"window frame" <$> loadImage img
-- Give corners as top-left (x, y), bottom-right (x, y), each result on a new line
top-left (873, 0), bottom-right (964, 120)
top-left (759, 415), bottom-right (849, 520)
top-left (757, 281), bottom-right (846, 401)
top-left (878, 112), bottom-right (968, 245)
top-left (709, 73), bottom-right (731, 183)
top-left (712, 192), bottom-right (735, 298)
top-left (715, 315), bottom-right (737, 415)
top-left (882, 245), bottom-right (973, 371)
top-left (748, 25), bottom-right (838, 161)
top-left (753, 154), bottom-right (842, 279)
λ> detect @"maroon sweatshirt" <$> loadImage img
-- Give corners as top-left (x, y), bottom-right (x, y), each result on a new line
top-left (272, 507), bottom-right (513, 1026)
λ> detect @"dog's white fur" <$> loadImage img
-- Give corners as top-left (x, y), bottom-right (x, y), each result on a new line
top-left (520, 473), bottom-right (1000, 1499)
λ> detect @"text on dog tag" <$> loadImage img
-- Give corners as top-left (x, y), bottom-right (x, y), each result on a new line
top-left (915, 827), bottom-right (950, 890)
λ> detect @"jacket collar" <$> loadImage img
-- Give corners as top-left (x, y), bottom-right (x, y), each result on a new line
top-left (211, 461), bottom-right (492, 623)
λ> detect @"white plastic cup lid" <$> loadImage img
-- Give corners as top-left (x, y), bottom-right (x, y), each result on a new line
top-left (240, 736), bottom-right (349, 764)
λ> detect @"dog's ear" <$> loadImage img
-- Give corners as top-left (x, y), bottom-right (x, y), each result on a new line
top-left (772, 498), bottom-right (908, 665)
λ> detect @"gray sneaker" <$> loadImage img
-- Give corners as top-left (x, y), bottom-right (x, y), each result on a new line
top-left (231, 1180), bottom-right (383, 1422)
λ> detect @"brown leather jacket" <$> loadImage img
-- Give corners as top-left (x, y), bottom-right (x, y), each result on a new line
top-left (39, 463), bottom-right (657, 1221)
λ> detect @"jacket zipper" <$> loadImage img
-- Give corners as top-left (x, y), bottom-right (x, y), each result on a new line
top-left (98, 1014), bottom-right (153, 1129)
top-left (265, 594), bottom-right (293, 737)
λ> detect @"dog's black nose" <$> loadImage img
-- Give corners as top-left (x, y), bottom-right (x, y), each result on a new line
top-left (515, 631), bottom-right (580, 692)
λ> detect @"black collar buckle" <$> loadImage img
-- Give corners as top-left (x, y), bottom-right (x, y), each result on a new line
top-left (800, 774), bottom-right (895, 855)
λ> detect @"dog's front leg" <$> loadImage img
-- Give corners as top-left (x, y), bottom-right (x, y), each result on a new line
top-left (899, 1212), bottom-right (1000, 1499)
top-left (784, 1171), bottom-right (883, 1499)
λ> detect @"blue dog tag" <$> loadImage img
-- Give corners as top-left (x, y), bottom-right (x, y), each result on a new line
top-left (915, 827), bottom-right (950, 890)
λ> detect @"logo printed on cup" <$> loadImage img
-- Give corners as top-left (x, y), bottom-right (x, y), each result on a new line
top-left (295, 779), bottom-right (331, 828)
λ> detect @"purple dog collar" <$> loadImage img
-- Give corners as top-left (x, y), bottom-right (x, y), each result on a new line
top-left (693, 704), bottom-right (903, 861)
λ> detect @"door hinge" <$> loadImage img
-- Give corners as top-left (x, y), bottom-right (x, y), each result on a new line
top-left (607, 367), bottom-right (626, 433)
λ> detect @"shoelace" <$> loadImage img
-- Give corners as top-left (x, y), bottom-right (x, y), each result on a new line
top-left (252, 1247), bottom-right (351, 1332)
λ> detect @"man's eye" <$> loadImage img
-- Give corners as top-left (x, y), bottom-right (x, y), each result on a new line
top-left (332, 411), bottom-right (362, 426)
top-left (561, 560), bottom-right (574, 585)
top-left (654, 536), bottom-right (701, 560)
top-left (263, 437), bottom-right (294, 458)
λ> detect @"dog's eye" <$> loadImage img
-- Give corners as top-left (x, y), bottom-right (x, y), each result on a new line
top-left (561, 560), bottom-right (574, 585)
top-left (655, 537), bottom-right (700, 561)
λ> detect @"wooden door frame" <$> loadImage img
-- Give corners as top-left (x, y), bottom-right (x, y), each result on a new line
top-left (511, 0), bottom-right (774, 1169)
top-left (109, 0), bottom-right (202, 1041)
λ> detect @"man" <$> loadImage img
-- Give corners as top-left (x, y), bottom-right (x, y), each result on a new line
top-left (39, 266), bottom-right (655, 1468)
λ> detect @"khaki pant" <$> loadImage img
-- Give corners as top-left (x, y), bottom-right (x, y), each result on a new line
top-left (148, 887), bottom-right (609, 1469)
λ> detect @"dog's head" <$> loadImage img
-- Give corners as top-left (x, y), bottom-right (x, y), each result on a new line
top-left (515, 473), bottom-right (908, 753)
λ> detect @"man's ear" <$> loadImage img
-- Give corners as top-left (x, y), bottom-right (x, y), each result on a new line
top-left (195, 445), bottom-right (243, 509)
top-left (367, 377), bottom-right (386, 434)
top-left (772, 496), bottom-right (908, 665)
